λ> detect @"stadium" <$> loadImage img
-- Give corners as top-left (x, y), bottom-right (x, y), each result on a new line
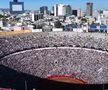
top-left (0, 32), bottom-right (108, 90)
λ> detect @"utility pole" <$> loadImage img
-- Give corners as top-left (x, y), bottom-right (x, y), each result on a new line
top-left (25, 80), bottom-right (28, 90)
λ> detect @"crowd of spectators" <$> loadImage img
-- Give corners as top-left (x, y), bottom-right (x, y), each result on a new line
top-left (0, 32), bottom-right (108, 58)
top-left (1, 47), bottom-right (108, 84)
top-left (0, 32), bottom-right (108, 84)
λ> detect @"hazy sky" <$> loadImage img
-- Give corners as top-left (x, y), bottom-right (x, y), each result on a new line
top-left (0, 0), bottom-right (108, 10)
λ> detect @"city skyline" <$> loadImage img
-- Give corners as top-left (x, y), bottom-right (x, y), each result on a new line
top-left (0, 0), bottom-right (108, 11)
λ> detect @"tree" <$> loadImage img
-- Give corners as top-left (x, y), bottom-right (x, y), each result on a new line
top-left (0, 14), bottom-right (4, 18)
top-left (81, 18), bottom-right (87, 23)
top-left (0, 14), bottom-right (9, 19)
top-left (54, 21), bottom-right (62, 28)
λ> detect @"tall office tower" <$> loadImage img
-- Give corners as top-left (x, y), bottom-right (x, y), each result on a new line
top-left (66, 5), bottom-right (72, 15)
top-left (32, 12), bottom-right (44, 21)
top-left (40, 6), bottom-right (48, 15)
top-left (52, 6), bottom-right (54, 13)
top-left (58, 4), bottom-right (64, 16)
top-left (54, 4), bottom-right (58, 16)
top-left (72, 9), bottom-right (82, 17)
top-left (10, 0), bottom-right (24, 14)
top-left (86, 2), bottom-right (93, 16)
top-left (54, 4), bottom-right (72, 16)
top-left (0, 19), bottom-right (3, 28)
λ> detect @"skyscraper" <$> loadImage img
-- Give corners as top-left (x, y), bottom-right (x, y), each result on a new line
top-left (54, 4), bottom-right (72, 16)
top-left (66, 5), bottom-right (72, 15)
top-left (32, 12), bottom-right (44, 21)
top-left (54, 4), bottom-right (58, 16)
top-left (40, 6), bottom-right (48, 15)
top-left (72, 9), bottom-right (82, 17)
top-left (86, 2), bottom-right (93, 16)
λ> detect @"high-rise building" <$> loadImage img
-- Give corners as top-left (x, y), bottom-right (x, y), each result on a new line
top-left (0, 19), bottom-right (3, 28)
top-left (40, 6), bottom-right (48, 15)
top-left (86, 2), bottom-right (93, 16)
top-left (66, 5), bottom-right (72, 15)
top-left (32, 12), bottom-right (44, 21)
top-left (52, 6), bottom-right (54, 13)
top-left (54, 4), bottom-right (72, 16)
top-left (54, 4), bottom-right (58, 16)
top-left (10, 0), bottom-right (24, 14)
top-left (72, 10), bottom-right (77, 16)
top-left (72, 9), bottom-right (82, 17)
top-left (103, 10), bottom-right (108, 18)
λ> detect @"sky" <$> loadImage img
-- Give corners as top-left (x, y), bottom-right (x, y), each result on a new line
top-left (0, 0), bottom-right (108, 11)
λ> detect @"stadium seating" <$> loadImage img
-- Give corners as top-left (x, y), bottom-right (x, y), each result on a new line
top-left (0, 32), bottom-right (108, 84)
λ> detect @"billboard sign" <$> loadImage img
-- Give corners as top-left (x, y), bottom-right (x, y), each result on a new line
top-left (10, 2), bottom-right (24, 14)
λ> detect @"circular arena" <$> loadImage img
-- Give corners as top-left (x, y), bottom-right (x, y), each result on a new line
top-left (0, 32), bottom-right (108, 84)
